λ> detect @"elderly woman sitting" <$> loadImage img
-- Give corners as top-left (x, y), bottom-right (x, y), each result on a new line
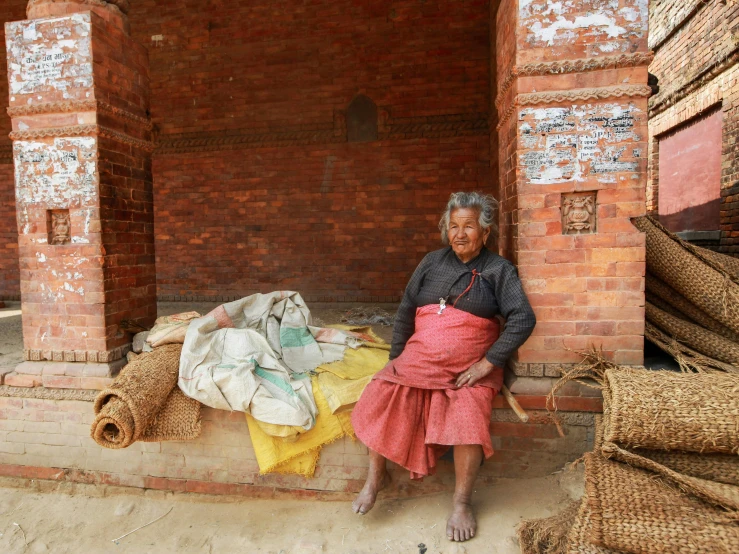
top-left (351, 192), bottom-right (536, 542)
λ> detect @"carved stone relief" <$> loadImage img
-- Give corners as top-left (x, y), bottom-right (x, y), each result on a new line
top-left (562, 193), bottom-right (596, 235)
top-left (48, 209), bottom-right (71, 244)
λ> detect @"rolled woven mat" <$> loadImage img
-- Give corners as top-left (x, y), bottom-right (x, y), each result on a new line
top-left (633, 216), bottom-right (739, 335)
top-left (602, 367), bottom-right (739, 454)
top-left (644, 322), bottom-right (737, 373)
top-left (645, 302), bottom-right (739, 365)
top-left (566, 500), bottom-right (617, 554)
top-left (601, 442), bottom-right (739, 511)
top-left (696, 245), bottom-right (739, 281)
top-left (92, 344), bottom-right (201, 448)
top-left (646, 274), bottom-right (739, 342)
top-left (518, 500), bottom-right (581, 554)
top-left (645, 291), bottom-right (687, 319)
top-left (595, 415), bottom-right (739, 487)
top-left (584, 453), bottom-right (739, 554)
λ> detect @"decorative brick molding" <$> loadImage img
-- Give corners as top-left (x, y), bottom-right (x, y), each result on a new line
top-left (156, 126), bottom-right (340, 154)
top-left (496, 52), bottom-right (655, 108)
top-left (97, 125), bottom-right (155, 151)
top-left (9, 124), bottom-right (155, 152)
top-left (9, 124), bottom-right (98, 140)
top-left (509, 361), bottom-right (573, 378)
top-left (7, 100), bottom-right (96, 118)
top-left (27, 0), bottom-right (130, 16)
top-left (381, 113), bottom-right (488, 139)
top-left (497, 84), bottom-right (652, 130)
top-left (156, 113), bottom-right (489, 155)
top-left (0, 385), bottom-right (97, 401)
top-left (519, 85), bottom-right (653, 106)
top-left (496, 103), bottom-right (518, 131)
top-left (24, 344), bottom-right (131, 363)
top-left (7, 100), bottom-right (153, 130)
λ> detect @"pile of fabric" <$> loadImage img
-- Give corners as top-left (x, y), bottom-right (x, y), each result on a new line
top-left (178, 292), bottom-right (388, 476)
top-left (518, 366), bottom-right (739, 554)
top-left (91, 292), bottom-right (388, 471)
top-left (634, 216), bottom-right (739, 373)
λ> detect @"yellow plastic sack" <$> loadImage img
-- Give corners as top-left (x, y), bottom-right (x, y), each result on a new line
top-left (245, 325), bottom-right (389, 475)
top-left (317, 372), bottom-right (373, 414)
top-left (315, 325), bottom-right (390, 381)
top-left (246, 375), bottom-right (354, 476)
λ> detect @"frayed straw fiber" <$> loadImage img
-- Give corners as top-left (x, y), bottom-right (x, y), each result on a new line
top-left (92, 344), bottom-right (201, 448)
top-left (518, 500), bottom-right (580, 554)
top-left (646, 274), bottom-right (739, 342)
top-left (645, 302), bottom-right (739, 366)
top-left (632, 216), bottom-right (739, 335)
top-left (603, 367), bottom-right (739, 454)
top-left (644, 322), bottom-right (737, 373)
top-left (584, 453), bottom-right (739, 554)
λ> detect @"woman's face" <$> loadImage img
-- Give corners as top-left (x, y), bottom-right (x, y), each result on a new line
top-left (448, 208), bottom-right (490, 263)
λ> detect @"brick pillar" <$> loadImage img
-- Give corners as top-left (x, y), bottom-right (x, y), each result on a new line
top-left (5, 0), bottom-right (155, 386)
top-left (495, 0), bottom-right (651, 374)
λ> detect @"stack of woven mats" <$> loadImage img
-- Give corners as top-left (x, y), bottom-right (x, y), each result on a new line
top-left (518, 366), bottom-right (739, 554)
top-left (90, 344), bottom-right (202, 448)
top-left (633, 216), bottom-right (739, 373)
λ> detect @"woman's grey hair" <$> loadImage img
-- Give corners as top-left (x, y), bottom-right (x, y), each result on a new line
top-left (438, 192), bottom-right (498, 245)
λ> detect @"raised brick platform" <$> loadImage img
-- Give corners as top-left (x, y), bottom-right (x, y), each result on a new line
top-left (0, 388), bottom-right (600, 498)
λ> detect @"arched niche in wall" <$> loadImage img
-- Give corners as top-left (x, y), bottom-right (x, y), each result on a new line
top-left (346, 95), bottom-right (378, 143)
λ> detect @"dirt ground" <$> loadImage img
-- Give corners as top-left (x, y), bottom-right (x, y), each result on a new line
top-left (0, 302), bottom-right (24, 373)
top-left (0, 299), bottom-right (584, 553)
top-left (0, 469), bottom-right (583, 554)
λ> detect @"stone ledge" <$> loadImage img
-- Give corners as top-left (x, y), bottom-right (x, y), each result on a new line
top-left (504, 375), bottom-right (602, 398)
top-left (24, 344), bottom-right (131, 364)
top-left (13, 359), bottom-right (125, 380)
top-left (509, 361), bottom-right (575, 378)
top-left (676, 230), bottom-right (721, 242)
top-left (2, 373), bottom-right (113, 390)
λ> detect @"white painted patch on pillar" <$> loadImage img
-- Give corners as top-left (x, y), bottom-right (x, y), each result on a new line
top-left (519, 103), bottom-right (642, 185)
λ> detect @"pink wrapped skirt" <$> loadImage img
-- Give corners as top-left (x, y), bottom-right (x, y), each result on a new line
top-left (351, 305), bottom-right (502, 479)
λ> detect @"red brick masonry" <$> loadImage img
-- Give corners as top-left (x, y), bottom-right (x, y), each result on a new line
top-left (0, 393), bottom-right (601, 497)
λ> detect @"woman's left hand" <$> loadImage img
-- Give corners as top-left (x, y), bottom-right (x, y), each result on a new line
top-left (456, 358), bottom-right (497, 388)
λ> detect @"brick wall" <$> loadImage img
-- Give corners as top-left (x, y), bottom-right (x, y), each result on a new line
top-left (136, 0), bottom-right (494, 301)
top-left (0, 0), bottom-right (494, 302)
top-left (495, 0), bottom-right (650, 367)
top-left (648, 0), bottom-right (703, 51)
top-left (0, 163), bottom-right (18, 298)
top-left (153, 138), bottom-right (489, 302)
top-left (0, 0), bottom-right (27, 299)
top-left (495, 0), bottom-right (519, 262)
top-left (648, 0), bottom-right (739, 254)
top-left (0, 390), bottom-right (600, 496)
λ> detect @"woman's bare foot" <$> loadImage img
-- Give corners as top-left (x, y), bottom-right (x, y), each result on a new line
top-left (446, 500), bottom-right (476, 542)
top-left (351, 470), bottom-right (390, 515)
